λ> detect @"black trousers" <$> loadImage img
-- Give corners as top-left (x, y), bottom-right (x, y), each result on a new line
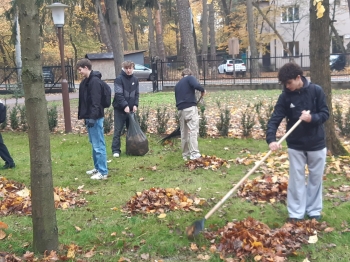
top-left (0, 133), bottom-right (14, 165)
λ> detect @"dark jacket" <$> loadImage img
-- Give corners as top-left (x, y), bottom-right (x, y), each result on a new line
top-left (112, 70), bottom-right (139, 112)
top-left (266, 76), bottom-right (329, 151)
top-left (78, 70), bottom-right (104, 120)
top-left (175, 75), bottom-right (205, 110)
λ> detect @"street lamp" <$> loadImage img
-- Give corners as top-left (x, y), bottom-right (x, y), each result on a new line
top-left (47, 2), bottom-right (72, 133)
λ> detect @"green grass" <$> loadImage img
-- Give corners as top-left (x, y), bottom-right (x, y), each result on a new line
top-left (1, 89), bottom-right (350, 261)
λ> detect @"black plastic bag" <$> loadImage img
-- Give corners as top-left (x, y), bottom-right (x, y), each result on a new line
top-left (126, 112), bottom-right (149, 156)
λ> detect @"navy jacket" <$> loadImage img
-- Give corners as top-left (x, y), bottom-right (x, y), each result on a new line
top-left (266, 76), bottom-right (329, 151)
top-left (78, 70), bottom-right (104, 120)
top-left (175, 75), bottom-right (205, 110)
top-left (112, 70), bottom-right (139, 112)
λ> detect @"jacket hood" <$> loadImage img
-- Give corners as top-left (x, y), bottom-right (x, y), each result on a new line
top-left (283, 75), bottom-right (309, 93)
top-left (121, 70), bottom-right (133, 78)
top-left (90, 70), bottom-right (102, 79)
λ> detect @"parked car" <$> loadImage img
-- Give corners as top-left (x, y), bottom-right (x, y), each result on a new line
top-left (218, 59), bottom-right (246, 76)
top-left (133, 64), bottom-right (154, 81)
top-left (42, 67), bottom-right (55, 84)
top-left (330, 54), bottom-right (346, 71)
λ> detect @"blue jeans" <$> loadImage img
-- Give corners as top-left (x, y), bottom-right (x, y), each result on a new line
top-left (87, 118), bottom-right (108, 175)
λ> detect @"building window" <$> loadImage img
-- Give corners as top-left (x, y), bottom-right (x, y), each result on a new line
top-left (283, 41), bottom-right (299, 57)
top-left (281, 6), bottom-right (299, 22)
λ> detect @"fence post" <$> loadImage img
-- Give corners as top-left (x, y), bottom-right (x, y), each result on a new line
top-left (161, 60), bottom-right (164, 91)
top-left (300, 53), bottom-right (303, 68)
top-left (249, 56), bottom-right (252, 85)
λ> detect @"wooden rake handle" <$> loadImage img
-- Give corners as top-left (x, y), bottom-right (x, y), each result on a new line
top-left (204, 113), bottom-right (308, 220)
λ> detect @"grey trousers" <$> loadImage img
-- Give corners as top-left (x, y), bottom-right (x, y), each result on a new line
top-left (178, 106), bottom-right (200, 159)
top-left (287, 147), bottom-right (327, 219)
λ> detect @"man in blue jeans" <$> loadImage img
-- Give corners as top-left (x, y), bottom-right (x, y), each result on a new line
top-left (77, 58), bottom-right (108, 180)
top-left (111, 61), bottom-right (139, 157)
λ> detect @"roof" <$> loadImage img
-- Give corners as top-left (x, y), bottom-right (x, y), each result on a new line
top-left (85, 50), bottom-right (147, 60)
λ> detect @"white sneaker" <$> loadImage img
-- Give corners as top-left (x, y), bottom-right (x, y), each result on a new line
top-left (90, 172), bottom-right (107, 180)
top-left (113, 153), bottom-right (120, 158)
top-left (190, 154), bottom-right (202, 160)
top-left (86, 168), bottom-right (98, 175)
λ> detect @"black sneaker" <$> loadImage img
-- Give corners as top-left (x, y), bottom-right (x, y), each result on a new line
top-left (287, 218), bottom-right (303, 223)
top-left (308, 215), bottom-right (321, 221)
top-left (3, 163), bottom-right (15, 169)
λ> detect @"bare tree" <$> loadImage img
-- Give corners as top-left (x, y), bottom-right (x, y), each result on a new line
top-left (176, 0), bottom-right (199, 76)
top-left (155, 1), bottom-right (166, 62)
top-left (93, 0), bottom-right (113, 52)
top-left (309, 0), bottom-right (348, 155)
top-left (17, 0), bottom-right (58, 253)
top-left (209, 1), bottom-right (216, 76)
top-left (201, 0), bottom-right (208, 76)
top-left (145, 1), bottom-right (157, 58)
top-left (105, 0), bottom-right (124, 77)
top-left (246, 0), bottom-right (259, 77)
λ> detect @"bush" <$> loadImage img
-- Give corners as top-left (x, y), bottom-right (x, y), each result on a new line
top-left (48, 106), bottom-right (58, 132)
top-left (241, 104), bottom-right (255, 137)
top-left (18, 105), bottom-right (27, 131)
top-left (255, 100), bottom-right (274, 132)
top-left (199, 105), bottom-right (207, 138)
top-left (10, 106), bottom-right (19, 130)
top-left (136, 107), bottom-right (150, 133)
top-left (103, 108), bottom-right (114, 134)
top-left (156, 107), bottom-right (170, 134)
top-left (216, 100), bottom-right (230, 137)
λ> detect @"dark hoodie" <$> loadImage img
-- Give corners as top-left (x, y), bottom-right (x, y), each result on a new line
top-left (266, 76), bottom-right (329, 151)
top-left (112, 70), bottom-right (139, 112)
top-left (78, 70), bottom-right (104, 120)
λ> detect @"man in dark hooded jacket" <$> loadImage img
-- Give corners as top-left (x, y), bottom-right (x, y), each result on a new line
top-left (266, 62), bottom-right (329, 222)
top-left (111, 60), bottom-right (139, 157)
top-left (77, 58), bottom-right (108, 180)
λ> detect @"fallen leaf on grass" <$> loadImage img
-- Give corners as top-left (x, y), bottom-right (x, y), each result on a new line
top-left (197, 254), bottom-right (210, 260)
top-left (118, 257), bottom-right (132, 262)
top-left (308, 233), bottom-right (318, 244)
top-left (111, 232), bottom-right (117, 236)
top-left (0, 221), bottom-right (8, 229)
top-left (140, 253), bottom-right (149, 260)
top-left (0, 229), bottom-right (6, 240)
top-left (190, 243), bottom-right (199, 251)
top-left (74, 226), bottom-right (82, 232)
top-left (158, 213), bottom-right (166, 219)
top-left (84, 250), bottom-right (95, 258)
top-left (324, 227), bottom-right (334, 232)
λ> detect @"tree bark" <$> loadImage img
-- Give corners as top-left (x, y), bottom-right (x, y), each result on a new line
top-left (14, 9), bottom-right (22, 82)
top-left (147, 7), bottom-right (157, 58)
top-left (201, 0), bottom-right (208, 76)
top-left (93, 0), bottom-right (113, 52)
top-left (209, 2), bottom-right (216, 75)
top-left (130, 9), bottom-right (139, 50)
top-left (220, 0), bottom-right (231, 25)
top-left (176, 0), bottom-right (199, 76)
top-left (105, 0), bottom-right (124, 77)
top-left (118, 7), bottom-right (129, 51)
top-left (309, 0), bottom-right (348, 156)
top-left (17, 0), bottom-right (58, 253)
top-left (246, 0), bottom-right (259, 77)
top-left (155, 1), bottom-right (166, 62)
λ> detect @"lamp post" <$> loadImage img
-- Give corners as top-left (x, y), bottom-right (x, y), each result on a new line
top-left (47, 3), bottom-right (72, 133)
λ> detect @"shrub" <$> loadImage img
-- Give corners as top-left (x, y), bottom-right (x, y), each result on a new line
top-left (18, 105), bottom-right (27, 131)
top-left (156, 107), bottom-right (170, 134)
top-left (136, 107), bottom-right (150, 133)
top-left (216, 107), bottom-right (230, 137)
top-left (103, 108), bottom-right (114, 134)
top-left (10, 106), bottom-right (19, 130)
top-left (241, 104), bottom-right (255, 137)
top-left (199, 105), bottom-right (207, 138)
top-left (255, 100), bottom-right (274, 132)
top-left (48, 106), bottom-right (58, 132)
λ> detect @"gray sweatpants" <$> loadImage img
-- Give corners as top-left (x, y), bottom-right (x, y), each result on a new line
top-left (287, 147), bottom-right (327, 219)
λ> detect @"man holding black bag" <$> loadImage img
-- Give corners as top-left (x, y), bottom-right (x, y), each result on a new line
top-left (112, 60), bottom-right (140, 158)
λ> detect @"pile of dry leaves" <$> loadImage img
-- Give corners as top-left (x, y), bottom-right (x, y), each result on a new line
top-left (185, 155), bottom-right (230, 171)
top-left (237, 174), bottom-right (289, 204)
top-left (204, 217), bottom-right (329, 261)
top-left (0, 176), bottom-right (91, 215)
top-left (122, 187), bottom-right (206, 215)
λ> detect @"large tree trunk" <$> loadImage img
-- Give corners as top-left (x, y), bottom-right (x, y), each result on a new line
top-left (246, 0), bottom-right (259, 77)
top-left (130, 9), bottom-right (139, 50)
top-left (118, 7), bottom-right (128, 51)
top-left (93, 0), bottom-right (113, 52)
top-left (209, 2), bottom-right (216, 76)
top-left (176, 0), bottom-right (199, 76)
top-left (201, 0), bottom-right (208, 76)
top-left (18, 0), bottom-right (58, 253)
top-left (220, 0), bottom-right (231, 25)
top-left (155, 1), bottom-right (166, 62)
top-left (309, 0), bottom-right (347, 156)
top-left (147, 7), bottom-right (157, 58)
top-left (105, 0), bottom-right (124, 77)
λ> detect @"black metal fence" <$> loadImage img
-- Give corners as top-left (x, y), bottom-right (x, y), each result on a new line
top-left (154, 53), bottom-right (350, 89)
top-left (0, 64), bottom-right (75, 94)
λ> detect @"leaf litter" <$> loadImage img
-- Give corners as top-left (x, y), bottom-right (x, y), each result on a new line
top-left (203, 217), bottom-right (330, 261)
top-left (122, 187), bottom-right (206, 215)
top-left (0, 176), bottom-right (92, 216)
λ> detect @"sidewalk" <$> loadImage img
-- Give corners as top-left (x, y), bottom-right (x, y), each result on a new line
top-left (3, 92), bottom-right (80, 106)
